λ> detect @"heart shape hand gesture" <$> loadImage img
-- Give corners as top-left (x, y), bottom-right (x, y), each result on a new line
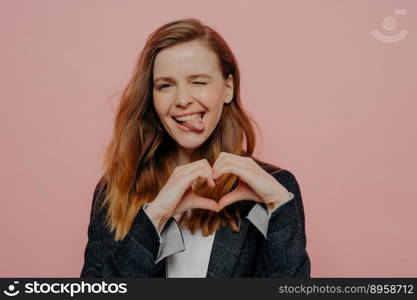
top-left (145, 152), bottom-right (293, 232)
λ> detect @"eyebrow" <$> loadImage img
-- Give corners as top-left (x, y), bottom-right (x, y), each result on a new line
top-left (153, 73), bottom-right (212, 83)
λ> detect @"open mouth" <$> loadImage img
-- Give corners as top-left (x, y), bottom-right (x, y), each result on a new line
top-left (172, 112), bottom-right (205, 124)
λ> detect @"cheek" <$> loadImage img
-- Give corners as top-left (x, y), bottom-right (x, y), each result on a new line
top-left (153, 98), bottom-right (168, 118)
top-left (208, 94), bottom-right (226, 115)
top-left (202, 87), bottom-right (224, 106)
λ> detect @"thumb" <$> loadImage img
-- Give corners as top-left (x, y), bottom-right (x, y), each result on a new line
top-left (218, 182), bottom-right (262, 210)
top-left (180, 189), bottom-right (219, 213)
top-left (218, 186), bottom-right (246, 211)
top-left (190, 195), bottom-right (219, 212)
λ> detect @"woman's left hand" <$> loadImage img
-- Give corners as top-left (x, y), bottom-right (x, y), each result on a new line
top-left (213, 152), bottom-right (293, 213)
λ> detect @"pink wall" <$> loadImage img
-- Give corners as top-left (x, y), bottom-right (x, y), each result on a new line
top-left (1, 0), bottom-right (416, 277)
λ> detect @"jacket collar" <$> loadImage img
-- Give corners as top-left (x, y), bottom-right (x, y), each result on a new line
top-left (205, 210), bottom-right (251, 278)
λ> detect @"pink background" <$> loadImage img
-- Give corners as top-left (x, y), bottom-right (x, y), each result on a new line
top-left (1, 0), bottom-right (416, 277)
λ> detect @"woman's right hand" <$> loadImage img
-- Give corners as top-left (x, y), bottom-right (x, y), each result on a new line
top-left (145, 159), bottom-right (218, 232)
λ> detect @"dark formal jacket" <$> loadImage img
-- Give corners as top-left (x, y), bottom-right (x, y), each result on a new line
top-left (80, 166), bottom-right (311, 278)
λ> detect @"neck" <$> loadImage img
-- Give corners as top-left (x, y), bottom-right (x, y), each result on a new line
top-left (175, 146), bottom-right (194, 166)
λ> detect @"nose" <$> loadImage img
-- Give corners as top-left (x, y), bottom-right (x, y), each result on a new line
top-left (174, 84), bottom-right (194, 107)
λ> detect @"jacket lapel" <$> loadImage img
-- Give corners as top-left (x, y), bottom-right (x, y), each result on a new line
top-left (205, 215), bottom-right (250, 278)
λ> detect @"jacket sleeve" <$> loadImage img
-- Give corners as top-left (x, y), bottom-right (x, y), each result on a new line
top-left (143, 203), bottom-right (185, 264)
top-left (80, 181), bottom-right (175, 278)
top-left (250, 170), bottom-right (311, 277)
top-left (246, 193), bottom-right (294, 239)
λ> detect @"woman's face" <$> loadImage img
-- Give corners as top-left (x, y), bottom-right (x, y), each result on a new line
top-left (152, 40), bottom-right (233, 156)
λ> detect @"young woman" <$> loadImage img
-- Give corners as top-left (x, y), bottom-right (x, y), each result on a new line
top-left (80, 18), bottom-right (311, 278)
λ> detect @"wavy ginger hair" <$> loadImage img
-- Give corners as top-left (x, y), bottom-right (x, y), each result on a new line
top-left (94, 18), bottom-right (282, 241)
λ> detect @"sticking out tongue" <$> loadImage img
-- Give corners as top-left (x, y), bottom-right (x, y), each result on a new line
top-left (182, 116), bottom-right (205, 132)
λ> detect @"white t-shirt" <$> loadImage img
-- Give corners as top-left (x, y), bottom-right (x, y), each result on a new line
top-left (142, 205), bottom-right (215, 278)
top-left (166, 213), bottom-right (215, 278)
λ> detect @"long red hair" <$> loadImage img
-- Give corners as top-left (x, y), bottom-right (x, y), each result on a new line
top-left (94, 18), bottom-right (282, 240)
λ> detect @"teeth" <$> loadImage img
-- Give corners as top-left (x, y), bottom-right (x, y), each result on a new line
top-left (174, 113), bottom-right (203, 122)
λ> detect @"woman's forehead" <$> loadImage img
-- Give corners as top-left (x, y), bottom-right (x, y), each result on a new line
top-left (153, 42), bottom-right (220, 79)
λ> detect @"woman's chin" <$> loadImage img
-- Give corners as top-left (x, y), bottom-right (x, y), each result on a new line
top-left (172, 135), bottom-right (207, 150)
top-left (176, 141), bottom-right (204, 150)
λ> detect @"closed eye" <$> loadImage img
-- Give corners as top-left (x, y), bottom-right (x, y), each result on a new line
top-left (156, 82), bottom-right (207, 91)
top-left (157, 84), bottom-right (171, 90)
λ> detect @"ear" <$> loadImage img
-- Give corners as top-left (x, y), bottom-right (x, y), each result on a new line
top-left (223, 74), bottom-right (234, 104)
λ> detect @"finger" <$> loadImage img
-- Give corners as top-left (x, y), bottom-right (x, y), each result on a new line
top-left (218, 181), bottom-right (262, 210)
top-left (191, 176), bottom-right (215, 190)
top-left (177, 160), bottom-right (215, 188)
top-left (213, 160), bottom-right (250, 183)
top-left (213, 155), bottom-right (251, 180)
top-left (200, 159), bottom-right (216, 187)
top-left (217, 188), bottom-right (243, 210)
top-left (192, 196), bottom-right (219, 212)
top-left (212, 151), bottom-right (227, 170)
top-left (202, 158), bottom-right (213, 170)
top-left (188, 164), bottom-right (216, 188)
top-left (213, 152), bottom-right (249, 171)
top-left (181, 192), bottom-right (219, 212)
top-left (180, 159), bottom-right (211, 175)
